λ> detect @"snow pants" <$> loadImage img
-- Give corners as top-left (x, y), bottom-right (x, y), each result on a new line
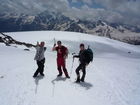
top-left (34, 58), bottom-right (45, 76)
top-left (75, 63), bottom-right (86, 81)
top-left (57, 58), bottom-right (69, 76)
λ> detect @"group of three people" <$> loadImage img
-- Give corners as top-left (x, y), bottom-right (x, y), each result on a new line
top-left (33, 41), bottom-right (89, 83)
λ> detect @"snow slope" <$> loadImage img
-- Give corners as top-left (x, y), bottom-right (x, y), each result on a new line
top-left (0, 31), bottom-right (140, 105)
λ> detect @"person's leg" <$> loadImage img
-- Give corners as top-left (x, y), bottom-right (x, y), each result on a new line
top-left (57, 66), bottom-right (62, 76)
top-left (57, 58), bottom-right (63, 76)
top-left (62, 63), bottom-right (70, 78)
top-left (33, 61), bottom-right (41, 77)
top-left (81, 64), bottom-right (86, 82)
top-left (63, 68), bottom-right (70, 78)
top-left (57, 62), bottom-right (62, 76)
top-left (40, 58), bottom-right (45, 76)
top-left (75, 64), bottom-right (82, 82)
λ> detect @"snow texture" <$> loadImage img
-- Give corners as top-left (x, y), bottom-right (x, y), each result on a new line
top-left (0, 31), bottom-right (140, 105)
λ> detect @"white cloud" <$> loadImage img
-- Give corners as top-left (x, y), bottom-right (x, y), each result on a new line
top-left (72, 0), bottom-right (93, 5)
top-left (69, 0), bottom-right (140, 25)
top-left (0, 0), bottom-right (140, 26)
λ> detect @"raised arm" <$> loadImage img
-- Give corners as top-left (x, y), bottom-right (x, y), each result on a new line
top-left (35, 42), bottom-right (40, 50)
top-left (52, 43), bottom-right (56, 51)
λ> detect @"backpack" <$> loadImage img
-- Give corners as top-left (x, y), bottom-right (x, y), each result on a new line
top-left (82, 47), bottom-right (93, 63)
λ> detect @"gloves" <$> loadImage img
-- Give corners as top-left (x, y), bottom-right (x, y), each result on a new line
top-left (53, 43), bottom-right (56, 47)
top-left (73, 55), bottom-right (76, 59)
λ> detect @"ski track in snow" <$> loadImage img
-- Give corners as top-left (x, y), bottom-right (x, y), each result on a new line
top-left (0, 31), bottom-right (140, 105)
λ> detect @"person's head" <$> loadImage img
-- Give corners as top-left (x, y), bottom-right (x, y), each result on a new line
top-left (80, 43), bottom-right (85, 50)
top-left (57, 41), bottom-right (62, 47)
top-left (40, 41), bottom-right (45, 47)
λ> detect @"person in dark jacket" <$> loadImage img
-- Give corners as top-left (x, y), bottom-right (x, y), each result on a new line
top-left (33, 41), bottom-right (46, 77)
top-left (73, 43), bottom-right (87, 83)
top-left (52, 41), bottom-right (70, 78)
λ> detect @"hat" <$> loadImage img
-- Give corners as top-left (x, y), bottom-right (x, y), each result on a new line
top-left (80, 43), bottom-right (84, 47)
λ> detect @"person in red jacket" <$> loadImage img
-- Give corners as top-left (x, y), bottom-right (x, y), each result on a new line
top-left (52, 41), bottom-right (70, 78)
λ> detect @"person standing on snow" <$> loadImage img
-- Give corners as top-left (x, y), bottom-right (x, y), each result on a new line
top-left (52, 41), bottom-right (70, 78)
top-left (73, 43), bottom-right (92, 83)
top-left (33, 41), bottom-right (46, 77)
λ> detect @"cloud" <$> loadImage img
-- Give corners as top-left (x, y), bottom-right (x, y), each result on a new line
top-left (0, 0), bottom-right (140, 26)
top-left (0, 0), bottom-right (46, 14)
top-left (39, 0), bottom-right (69, 12)
top-left (71, 0), bottom-right (93, 5)
top-left (64, 5), bottom-right (123, 23)
top-left (99, 0), bottom-right (140, 25)
top-left (69, 0), bottom-right (140, 26)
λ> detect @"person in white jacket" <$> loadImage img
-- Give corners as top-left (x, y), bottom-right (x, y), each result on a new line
top-left (33, 41), bottom-right (46, 77)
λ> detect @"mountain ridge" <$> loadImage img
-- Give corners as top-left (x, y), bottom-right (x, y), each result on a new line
top-left (0, 11), bottom-right (140, 45)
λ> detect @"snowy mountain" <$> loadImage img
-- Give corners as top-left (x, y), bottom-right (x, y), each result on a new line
top-left (0, 11), bottom-right (140, 45)
top-left (0, 31), bottom-right (140, 105)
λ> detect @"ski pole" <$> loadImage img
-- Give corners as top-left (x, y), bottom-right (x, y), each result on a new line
top-left (54, 38), bottom-right (56, 45)
top-left (52, 38), bottom-right (56, 51)
top-left (70, 56), bottom-right (75, 77)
